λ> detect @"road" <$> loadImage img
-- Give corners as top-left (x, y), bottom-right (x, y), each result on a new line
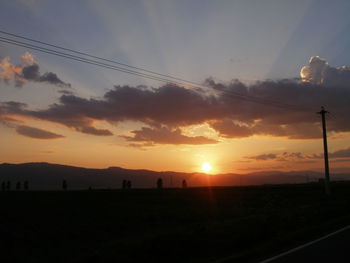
top-left (260, 225), bottom-right (350, 263)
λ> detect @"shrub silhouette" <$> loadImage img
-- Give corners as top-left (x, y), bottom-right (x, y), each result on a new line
top-left (157, 178), bottom-right (163, 189)
top-left (62, 180), bottom-right (67, 190)
top-left (1, 181), bottom-right (5, 191)
top-left (127, 180), bottom-right (132, 189)
top-left (6, 181), bottom-right (11, 191)
top-left (24, 181), bottom-right (29, 190)
top-left (122, 179), bottom-right (127, 189)
top-left (182, 179), bottom-right (188, 188)
top-left (16, 182), bottom-right (21, 191)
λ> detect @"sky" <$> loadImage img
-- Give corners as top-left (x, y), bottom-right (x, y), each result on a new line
top-left (1, 0), bottom-right (350, 174)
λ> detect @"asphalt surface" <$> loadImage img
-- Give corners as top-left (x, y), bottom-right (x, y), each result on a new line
top-left (260, 226), bottom-right (350, 263)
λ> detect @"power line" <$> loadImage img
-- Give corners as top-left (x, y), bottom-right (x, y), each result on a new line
top-left (221, 89), bottom-right (313, 112)
top-left (0, 36), bottom-right (186, 85)
top-left (0, 29), bottom-right (202, 87)
top-left (0, 31), bottom-right (317, 113)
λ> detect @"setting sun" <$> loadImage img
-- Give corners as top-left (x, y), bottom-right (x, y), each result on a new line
top-left (201, 162), bottom-right (212, 173)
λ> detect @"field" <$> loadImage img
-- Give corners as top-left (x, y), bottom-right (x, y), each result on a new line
top-left (1, 182), bottom-right (350, 263)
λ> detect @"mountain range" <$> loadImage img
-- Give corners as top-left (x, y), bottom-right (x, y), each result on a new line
top-left (1, 162), bottom-right (349, 190)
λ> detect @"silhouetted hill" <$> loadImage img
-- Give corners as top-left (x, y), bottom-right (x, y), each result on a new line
top-left (0, 162), bottom-right (192, 189)
top-left (0, 162), bottom-right (349, 190)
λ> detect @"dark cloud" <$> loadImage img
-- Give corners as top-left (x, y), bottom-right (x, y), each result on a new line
top-left (209, 119), bottom-right (253, 138)
top-left (0, 84), bottom-right (216, 138)
top-left (329, 147), bottom-right (350, 158)
top-left (245, 147), bottom-right (350, 162)
top-left (245, 152), bottom-right (315, 161)
top-left (330, 158), bottom-right (350, 163)
top-left (22, 64), bottom-right (40, 80)
top-left (121, 126), bottom-right (218, 145)
top-left (0, 103), bottom-right (25, 125)
top-left (0, 52), bottom-right (71, 88)
top-left (57, 89), bottom-right (75, 95)
top-left (0, 79), bottom-right (348, 140)
top-left (15, 125), bottom-right (65, 139)
top-left (244, 152), bottom-right (319, 163)
top-left (276, 152), bottom-right (320, 162)
top-left (39, 72), bottom-right (70, 87)
top-left (0, 56), bottom-right (350, 144)
top-left (77, 125), bottom-right (113, 136)
top-left (20, 63), bottom-right (71, 87)
top-left (0, 100), bottom-right (113, 136)
top-left (246, 153), bottom-right (277, 161)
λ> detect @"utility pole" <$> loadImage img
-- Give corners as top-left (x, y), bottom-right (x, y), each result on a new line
top-left (318, 106), bottom-right (331, 195)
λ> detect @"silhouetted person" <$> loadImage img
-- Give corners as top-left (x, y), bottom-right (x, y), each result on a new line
top-left (1, 181), bottom-right (5, 191)
top-left (122, 179), bottom-right (127, 189)
top-left (182, 179), bottom-right (187, 188)
top-left (16, 182), bottom-right (21, 191)
top-left (62, 180), bottom-right (67, 191)
top-left (157, 178), bottom-right (163, 189)
top-left (24, 181), bottom-right (29, 191)
top-left (6, 181), bottom-right (11, 191)
top-left (127, 180), bottom-right (132, 189)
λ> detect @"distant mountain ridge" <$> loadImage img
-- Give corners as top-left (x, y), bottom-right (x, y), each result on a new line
top-left (0, 162), bottom-right (349, 190)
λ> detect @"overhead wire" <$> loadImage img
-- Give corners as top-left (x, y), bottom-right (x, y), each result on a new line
top-left (0, 31), bottom-right (318, 113)
top-left (0, 29), bottom-right (202, 87)
top-left (0, 36), bottom-right (187, 85)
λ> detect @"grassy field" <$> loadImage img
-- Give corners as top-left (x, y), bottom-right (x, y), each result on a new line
top-left (1, 182), bottom-right (350, 263)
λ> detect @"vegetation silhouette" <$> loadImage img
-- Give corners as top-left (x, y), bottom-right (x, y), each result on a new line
top-left (6, 181), bottom-right (11, 191)
top-left (62, 180), bottom-right (67, 190)
top-left (157, 178), bottom-right (163, 189)
top-left (24, 181), bottom-right (29, 190)
top-left (122, 179), bottom-right (127, 189)
top-left (127, 180), bottom-right (132, 189)
top-left (16, 182), bottom-right (21, 190)
top-left (182, 179), bottom-right (187, 188)
top-left (1, 181), bottom-right (5, 191)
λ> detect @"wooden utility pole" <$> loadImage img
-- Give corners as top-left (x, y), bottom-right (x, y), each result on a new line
top-left (318, 106), bottom-right (331, 195)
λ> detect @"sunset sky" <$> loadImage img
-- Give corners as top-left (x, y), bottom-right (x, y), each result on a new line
top-left (1, 0), bottom-right (350, 174)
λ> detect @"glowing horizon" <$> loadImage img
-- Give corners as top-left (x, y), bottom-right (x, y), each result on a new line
top-left (1, 1), bottom-right (350, 175)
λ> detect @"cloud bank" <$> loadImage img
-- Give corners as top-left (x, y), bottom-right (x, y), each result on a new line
top-left (1, 56), bottom-right (350, 145)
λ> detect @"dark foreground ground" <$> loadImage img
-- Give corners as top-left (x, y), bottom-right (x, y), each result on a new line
top-left (261, 226), bottom-right (350, 263)
top-left (1, 182), bottom-right (350, 263)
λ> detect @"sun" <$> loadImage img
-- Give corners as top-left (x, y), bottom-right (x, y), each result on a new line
top-left (201, 162), bottom-right (212, 173)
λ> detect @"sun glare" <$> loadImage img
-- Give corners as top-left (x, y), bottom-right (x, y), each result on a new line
top-left (201, 162), bottom-right (212, 173)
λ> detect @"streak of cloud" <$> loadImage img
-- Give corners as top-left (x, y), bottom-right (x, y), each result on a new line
top-left (246, 147), bottom-right (350, 162)
top-left (15, 125), bottom-right (65, 139)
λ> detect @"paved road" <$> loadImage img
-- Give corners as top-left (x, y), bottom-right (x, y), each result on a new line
top-left (260, 226), bottom-right (350, 263)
